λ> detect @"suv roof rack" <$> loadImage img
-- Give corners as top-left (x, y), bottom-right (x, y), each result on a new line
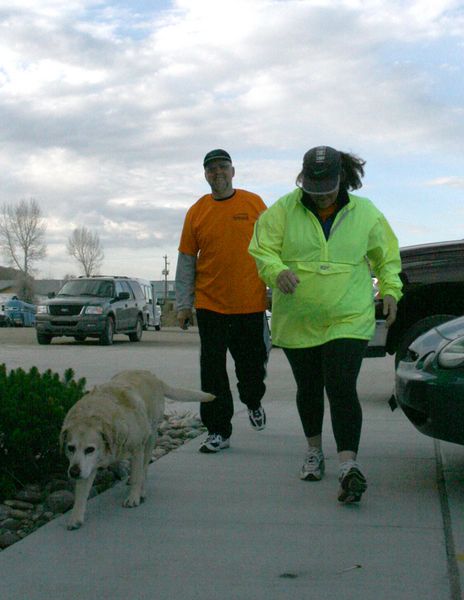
top-left (77, 275), bottom-right (131, 279)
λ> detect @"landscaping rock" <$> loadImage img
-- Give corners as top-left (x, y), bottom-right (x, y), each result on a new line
top-left (45, 490), bottom-right (75, 513)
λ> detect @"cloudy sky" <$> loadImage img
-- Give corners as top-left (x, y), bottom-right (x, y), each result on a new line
top-left (0, 0), bottom-right (463, 281)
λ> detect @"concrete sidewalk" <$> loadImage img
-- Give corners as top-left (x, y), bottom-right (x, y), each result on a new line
top-left (0, 350), bottom-right (454, 600)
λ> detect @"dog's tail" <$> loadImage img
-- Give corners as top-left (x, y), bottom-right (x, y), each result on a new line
top-left (162, 383), bottom-right (215, 403)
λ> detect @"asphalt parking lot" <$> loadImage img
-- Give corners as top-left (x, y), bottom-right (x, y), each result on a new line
top-left (1, 326), bottom-right (463, 599)
top-left (0, 325), bottom-right (202, 386)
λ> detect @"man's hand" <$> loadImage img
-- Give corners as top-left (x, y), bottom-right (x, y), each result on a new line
top-left (276, 269), bottom-right (300, 294)
top-left (177, 308), bottom-right (193, 330)
top-left (383, 295), bottom-right (397, 327)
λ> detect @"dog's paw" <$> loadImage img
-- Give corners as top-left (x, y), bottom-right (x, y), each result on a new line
top-left (67, 519), bottom-right (83, 530)
top-left (122, 495), bottom-right (141, 508)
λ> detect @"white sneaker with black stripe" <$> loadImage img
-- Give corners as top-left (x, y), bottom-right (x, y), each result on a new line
top-left (199, 433), bottom-right (230, 454)
top-left (248, 406), bottom-right (266, 431)
top-left (300, 447), bottom-right (325, 481)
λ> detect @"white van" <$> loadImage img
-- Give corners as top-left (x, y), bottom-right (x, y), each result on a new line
top-left (135, 279), bottom-right (162, 330)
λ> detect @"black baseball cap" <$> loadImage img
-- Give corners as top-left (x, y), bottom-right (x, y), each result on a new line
top-left (203, 149), bottom-right (232, 167)
top-left (300, 146), bottom-right (341, 195)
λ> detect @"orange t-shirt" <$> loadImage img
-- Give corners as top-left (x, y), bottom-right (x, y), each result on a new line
top-left (317, 202), bottom-right (338, 222)
top-left (178, 189), bottom-right (267, 314)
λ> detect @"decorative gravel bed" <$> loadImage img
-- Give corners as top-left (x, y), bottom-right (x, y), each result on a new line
top-left (0, 412), bottom-right (205, 550)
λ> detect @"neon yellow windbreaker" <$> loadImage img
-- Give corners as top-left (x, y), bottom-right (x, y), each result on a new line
top-left (249, 189), bottom-right (403, 348)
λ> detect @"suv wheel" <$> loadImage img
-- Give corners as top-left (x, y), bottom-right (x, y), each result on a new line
top-left (129, 317), bottom-right (143, 342)
top-left (395, 313), bottom-right (457, 366)
top-left (37, 333), bottom-right (52, 345)
top-left (100, 317), bottom-right (114, 346)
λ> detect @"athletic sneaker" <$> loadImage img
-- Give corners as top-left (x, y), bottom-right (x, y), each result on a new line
top-left (337, 460), bottom-right (367, 503)
top-left (248, 406), bottom-right (266, 431)
top-left (199, 433), bottom-right (230, 454)
top-left (300, 447), bottom-right (325, 481)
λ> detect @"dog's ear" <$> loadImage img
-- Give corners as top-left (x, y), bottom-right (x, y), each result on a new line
top-left (99, 423), bottom-right (114, 454)
top-left (59, 428), bottom-right (68, 452)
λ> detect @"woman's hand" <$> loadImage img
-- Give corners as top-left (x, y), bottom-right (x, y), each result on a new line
top-left (383, 295), bottom-right (397, 327)
top-left (276, 269), bottom-right (300, 294)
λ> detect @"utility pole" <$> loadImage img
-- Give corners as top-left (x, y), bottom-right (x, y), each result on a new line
top-left (162, 255), bottom-right (170, 304)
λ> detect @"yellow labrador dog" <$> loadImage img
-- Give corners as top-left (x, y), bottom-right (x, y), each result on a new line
top-left (60, 370), bottom-right (214, 530)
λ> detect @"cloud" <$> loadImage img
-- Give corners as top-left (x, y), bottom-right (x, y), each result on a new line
top-left (0, 0), bottom-right (463, 278)
top-left (426, 176), bottom-right (464, 188)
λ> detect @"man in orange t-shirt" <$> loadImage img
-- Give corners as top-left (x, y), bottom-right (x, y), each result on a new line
top-left (176, 149), bottom-right (269, 453)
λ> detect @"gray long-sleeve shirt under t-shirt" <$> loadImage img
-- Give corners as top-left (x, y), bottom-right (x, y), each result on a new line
top-left (175, 252), bottom-right (196, 310)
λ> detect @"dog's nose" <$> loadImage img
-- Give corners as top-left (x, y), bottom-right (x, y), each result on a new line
top-left (69, 465), bottom-right (81, 479)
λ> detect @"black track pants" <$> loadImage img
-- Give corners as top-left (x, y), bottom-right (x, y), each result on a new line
top-left (196, 309), bottom-right (269, 439)
top-left (283, 338), bottom-right (368, 453)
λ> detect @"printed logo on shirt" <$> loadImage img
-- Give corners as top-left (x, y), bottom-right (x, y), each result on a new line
top-left (233, 213), bottom-right (249, 221)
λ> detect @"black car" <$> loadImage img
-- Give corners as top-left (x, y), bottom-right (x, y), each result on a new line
top-left (35, 276), bottom-right (147, 345)
top-left (367, 239), bottom-right (464, 363)
top-left (395, 316), bottom-right (464, 445)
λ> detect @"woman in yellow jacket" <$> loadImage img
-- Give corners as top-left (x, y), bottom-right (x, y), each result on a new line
top-left (249, 146), bottom-right (402, 503)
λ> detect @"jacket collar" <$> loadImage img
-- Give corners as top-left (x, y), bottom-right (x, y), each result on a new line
top-left (299, 187), bottom-right (350, 213)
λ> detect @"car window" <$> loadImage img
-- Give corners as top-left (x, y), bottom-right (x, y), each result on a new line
top-left (119, 280), bottom-right (134, 298)
top-left (115, 281), bottom-right (124, 297)
top-left (129, 281), bottom-right (145, 302)
top-left (58, 279), bottom-right (110, 297)
top-left (143, 285), bottom-right (153, 303)
top-left (98, 281), bottom-right (114, 297)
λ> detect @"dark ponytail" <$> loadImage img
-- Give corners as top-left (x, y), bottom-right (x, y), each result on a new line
top-left (340, 152), bottom-right (366, 190)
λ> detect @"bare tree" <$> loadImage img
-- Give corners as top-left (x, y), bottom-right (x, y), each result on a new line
top-left (0, 198), bottom-right (47, 302)
top-left (67, 226), bottom-right (104, 276)
top-left (15, 273), bottom-right (36, 304)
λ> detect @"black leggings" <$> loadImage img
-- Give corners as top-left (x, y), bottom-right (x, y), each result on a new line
top-left (196, 309), bottom-right (269, 439)
top-left (283, 339), bottom-right (367, 453)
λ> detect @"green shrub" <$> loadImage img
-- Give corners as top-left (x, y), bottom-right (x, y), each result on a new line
top-left (0, 364), bottom-right (86, 500)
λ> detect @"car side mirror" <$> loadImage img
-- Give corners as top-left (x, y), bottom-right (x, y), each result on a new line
top-left (118, 292), bottom-right (130, 300)
top-left (48, 292), bottom-right (56, 298)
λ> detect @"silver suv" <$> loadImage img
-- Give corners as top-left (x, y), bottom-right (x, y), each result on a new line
top-left (35, 276), bottom-right (147, 345)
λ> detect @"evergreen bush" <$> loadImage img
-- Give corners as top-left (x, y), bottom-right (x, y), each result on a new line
top-left (0, 364), bottom-right (86, 500)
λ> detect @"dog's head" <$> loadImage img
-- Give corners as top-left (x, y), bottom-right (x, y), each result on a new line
top-left (60, 423), bottom-right (113, 480)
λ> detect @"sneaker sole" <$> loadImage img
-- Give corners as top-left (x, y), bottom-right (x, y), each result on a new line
top-left (250, 424), bottom-right (266, 431)
top-left (300, 472), bottom-right (323, 481)
top-left (338, 468), bottom-right (367, 503)
top-left (199, 445), bottom-right (220, 453)
top-left (199, 440), bottom-right (230, 454)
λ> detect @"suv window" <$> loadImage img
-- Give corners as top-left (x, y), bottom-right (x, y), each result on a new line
top-left (115, 281), bottom-right (124, 297)
top-left (58, 279), bottom-right (114, 298)
top-left (129, 281), bottom-right (146, 303)
top-left (99, 281), bottom-right (114, 297)
top-left (119, 280), bottom-right (134, 298)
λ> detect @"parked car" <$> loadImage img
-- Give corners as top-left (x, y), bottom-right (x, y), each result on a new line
top-left (0, 308), bottom-right (14, 327)
top-left (265, 310), bottom-right (271, 332)
top-left (366, 239), bottom-right (464, 363)
top-left (134, 278), bottom-right (162, 330)
top-left (395, 315), bottom-right (464, 445)
top-left (2, 297), bottom-right (36, 326)
top-left (35, 276), bottom-right (147, 345)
